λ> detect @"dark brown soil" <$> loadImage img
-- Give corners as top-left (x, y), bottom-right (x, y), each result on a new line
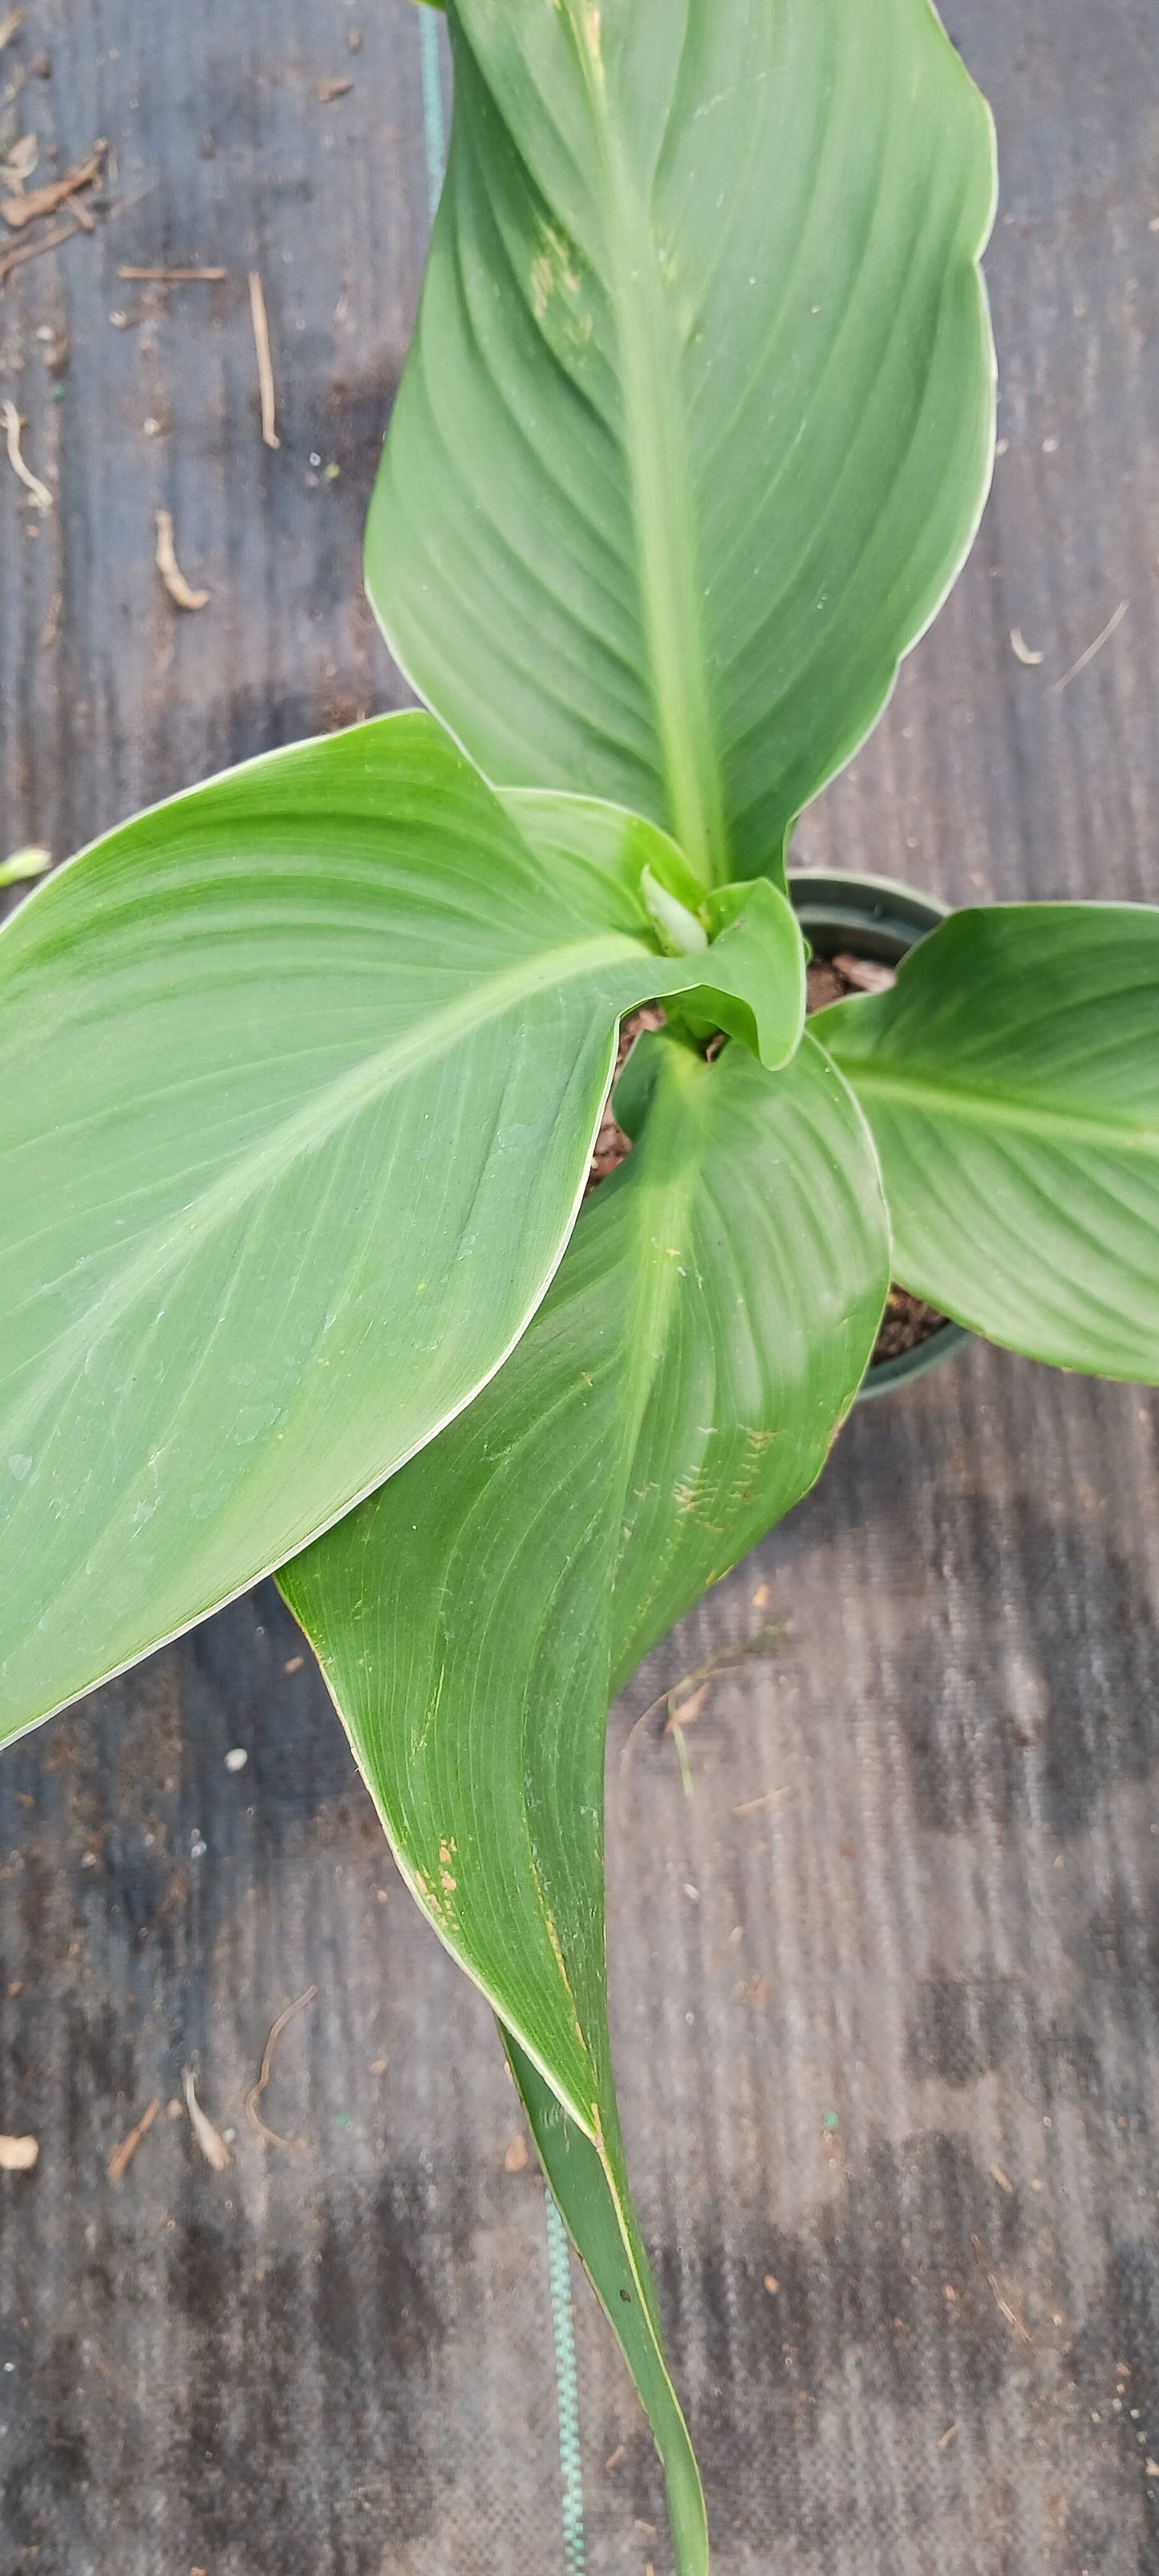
top-left (586, 970), bottom-right (953, 1373)
top-left (873, 1287), bottom-right (953, 1361)
top-left (585, 1004), bottom-right (665, 1191)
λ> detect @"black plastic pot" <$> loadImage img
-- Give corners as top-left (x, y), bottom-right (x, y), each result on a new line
top-left (786, 867), bottom-right (972, 1401)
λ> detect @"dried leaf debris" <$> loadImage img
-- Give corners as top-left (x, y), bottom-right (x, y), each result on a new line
top-left (2, 137), bottom-right (106, 231)
top-left (155, 509), bottom-right (210, 611)
top-left (119, 264), bottom-right (225, 282)
top-left (0, 218), bottom-right (80, 290)
top-left (245, 1984), bottom-right (317, 2150)
top-left (1, 396), bottom-right (51, 507)
top-left (107, 2095), bottom-right (160, 2184)
top-left (0, 132), bottom-right (37, 192)
top-left (0, 2132), bottom-right (38, 2171)
top-left (183, 2067), bottom-right (232, 2170)
top-left (971, 2233), bottom-right (1034, 2347)
top-left (1054, 598), bottom-right (1129, 694)
top-left (248, 268), bottom-right (280, 449)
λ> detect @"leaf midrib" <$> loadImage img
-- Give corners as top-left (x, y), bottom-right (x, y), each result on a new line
top-left (562, 5), bottom-right (726, 886)
top-left (835, 1061), bottom-right (1159, 1154)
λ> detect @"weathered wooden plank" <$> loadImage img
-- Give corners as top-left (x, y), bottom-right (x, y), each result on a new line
top-left (2, 2), bottom-right (1157, 2570)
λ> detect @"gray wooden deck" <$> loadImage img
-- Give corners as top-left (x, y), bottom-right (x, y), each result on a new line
top-left (2, 3), bottom-right (1158, 2568)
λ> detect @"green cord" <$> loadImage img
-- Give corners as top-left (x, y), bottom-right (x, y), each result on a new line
top-left (419, 6), bottom-right (447, 217)
top-left (545, 2189), bottom-right (587, 2574)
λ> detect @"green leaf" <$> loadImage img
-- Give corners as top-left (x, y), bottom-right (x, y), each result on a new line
top-left (367, 0), bottom-right (996, 888)
top-left (813, 904), bottom-right (1159, 1381)
top-left (503, 785), bottom-right (807, 1067)
top-left (0, 716), bottom-right (796, 1743)
top-left (281, 1029), bottom-right (889, 2567)
top-left (503, 2027), bottom-right (709, 2576)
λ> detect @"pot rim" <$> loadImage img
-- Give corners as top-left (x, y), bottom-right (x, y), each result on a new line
top-left (787, 863), bottom-right (971, 1399)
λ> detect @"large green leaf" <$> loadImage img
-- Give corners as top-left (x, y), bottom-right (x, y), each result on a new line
top-left (368, 0), bottom-right (996, 887)
top-left (0, 719), bottom-right (798, 1742)
top-left (813, 904), bottom-right (1159, 1381)
top-left (281, 1028), bottom-right (889, 2568)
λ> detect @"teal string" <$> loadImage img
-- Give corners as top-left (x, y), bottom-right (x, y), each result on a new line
top-left (419, 6), bottom-right (448, 217)
top-left (544, 2189), bottom-right (587, 2573)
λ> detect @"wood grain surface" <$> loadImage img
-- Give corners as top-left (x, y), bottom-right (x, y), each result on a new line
top-left (2, 4), bottom-right (1158, 2570)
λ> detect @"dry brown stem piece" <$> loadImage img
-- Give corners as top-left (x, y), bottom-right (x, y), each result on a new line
top-left (183, 2067), bottom-right (232, 2170)
top-left (2, 137), bottom-right (105, 230)
top-left (119, 264), bottom-right (225, 282)
top-left (970, 2233), bottom-right (1034, 2347)
top-left (662, 1681), bottom-right (707, 1737)
top-left (731, 1787), bottom-right (790, 1818)
top-left (0, 217), bottom-right (78, 288)
top-left (248, 268), bottom-right (280, 448)
top-left (0, 8), bottom-right (25, 51)
top-left (107, 2095), bottom-right (160, 2184)
top-left (244, 1984), bottom-right (318, 2148)
top-left (155, 509), bottom-right (210, 611)
top-left (1054, 598), bottom-right (1129, 694)
top-left (1, 396), bottom-right (51, 507)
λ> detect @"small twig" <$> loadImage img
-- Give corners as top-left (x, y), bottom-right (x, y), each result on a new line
top-left (0, 9), bottom-right (25, 51)
top-left (618, 1624), bottom-right (788, 1784)
top-left (0, 216), bottom-right (79, 288)
top-left (155, 509), bottom-right (210, 611)
top-left (669, 1722), bottom-right (695, 1802)
top-left (663, 1681), bottom-right (707, 1738)
top-left (248, 268), bottom-right (280, 449)
top-left (1011, 627), bottom-right (1044, 667)
top-left (970, 2233), bottom-right (1034, 2347)
top-left (107, 2095), bottom-right (160, 2184)
top-left (2, 138), bottom-right (106, 231)
top-left (1, 397), bottom-right (51, 508)
top-left (1054, 598), bottom-right (1129, 694)
top-left (245, 1984), bottom-right (317, 2149)
top-left (118, 264), bottom-right (226, 282)
top-left (730, 1787), bottom-right (791, 1818)
top-left (183, 2067), bottom-right (232, 2170)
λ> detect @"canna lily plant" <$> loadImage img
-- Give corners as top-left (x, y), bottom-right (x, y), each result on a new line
top-left (2, 1), bottom-right (1157, 2566)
